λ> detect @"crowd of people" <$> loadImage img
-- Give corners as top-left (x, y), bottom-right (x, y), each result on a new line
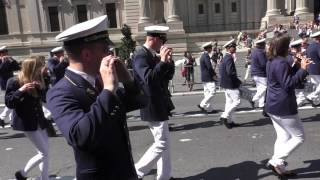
top-left (1, 14), bottom-right (320, 180)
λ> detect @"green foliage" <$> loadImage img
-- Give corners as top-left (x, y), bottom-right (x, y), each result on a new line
top-left (118, 24), bottom-right (136, 62)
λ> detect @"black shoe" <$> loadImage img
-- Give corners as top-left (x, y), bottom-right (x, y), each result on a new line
top-left (249, 100), bottom-right (255, 109)
top-left (197, 104), bottom-right (205, 112)
top-left (220, 117), bottom-right (232, 129)
top-left (262, 110), bottom-right (269, 118)
top-left (0, 119), bottom-right (5, 128)
top-left (15, 171), bottom-right (27, 180)
top-left (266, 162), bottom-right (296, 178)
top-left (230, 122), bottom-right (240, 128)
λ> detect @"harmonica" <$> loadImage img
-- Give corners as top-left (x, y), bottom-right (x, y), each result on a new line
top-left (295, 54), bottom-right (315, 64)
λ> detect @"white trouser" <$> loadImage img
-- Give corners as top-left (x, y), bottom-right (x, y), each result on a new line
top-left (307, 75), bottom-right (320, 101)
top-left (200, 82), bottom-right (216, 111)
top-left (135, 121), bottom-right (171, 180)
top-left (244, 65), bottom-right (251, 81)
top-left (295, 89), bottom-right (306, 106)
top-left (22, 128), bottom-right (49, 180)
top-left (252, 76), bottom-right (267, 108)
top-left (221, 89), bottom-right (241, 123)
top-left (268, 113), bottom-right (305, 168)
top-left (42, 104), bottom-right (52, 120)
top-left (0, 106), bottom-right (12, 122)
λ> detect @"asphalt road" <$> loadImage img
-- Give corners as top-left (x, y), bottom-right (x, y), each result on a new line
top-left (0, 92), bottom-right (320, 180)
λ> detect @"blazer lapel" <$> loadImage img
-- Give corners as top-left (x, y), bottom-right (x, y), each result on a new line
top-left (64, 70), bottom-right (98, 99)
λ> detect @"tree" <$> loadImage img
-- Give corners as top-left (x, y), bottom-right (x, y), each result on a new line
top-left (118, 24), bottom-right (136, 63)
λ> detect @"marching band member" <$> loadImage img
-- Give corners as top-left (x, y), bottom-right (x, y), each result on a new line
top-left (265, 35), bottom-right (311, 178)
top-left (306, 31), bottom-right (320, 106)
top-left (219, 39), bottom-right (242, 129)
top-left (198, 42), bottom-right (218, 113)
top-left (250, 38), bottom-right (267, 109)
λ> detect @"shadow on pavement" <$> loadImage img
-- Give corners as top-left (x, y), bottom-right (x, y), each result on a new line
top-left (301, 114), bottom-right (320, 123)
top-left (176, 160), bottom-right (275, 180)
top-left (169, 120), bottom-right (220, 132)
top-left (128, 125), bottom-right (149, 131)
top-left (290, 159), bottom-right (320, 179)
top-left (238, 118), bottom-right (271, 127)
top-left (0, 132), bottom-right (25, 139)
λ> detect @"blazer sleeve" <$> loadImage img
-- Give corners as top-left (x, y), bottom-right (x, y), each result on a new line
top-left (204, 55), bottom-right (215, 77)
top-left (5, 78), bottom-right (25, 109)
top-left (0, 60), bottom-right (11, 73)
top-left (164, 60), bottom-right (175, 81)
top-left (48, 58), bottom-right (68, 75)
top-left (225, 58), bottom-right (237, 78)
top-left (120, 81), bottom-right (147, 112)
top-left (276, 61), bottom-right (308, 92)
top-left (47, 87), bottom-right (122, 151)
top-left (133, 53), bottom-right (167, 85)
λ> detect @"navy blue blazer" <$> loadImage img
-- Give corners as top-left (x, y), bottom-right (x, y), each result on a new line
top-left (306, 42), bottom-right (320, 75)
top-left (251, 48), bottom-right (267, 77)
top-left (266, 57), bottom-right (308, 116)
top-left (219, 53), bottom-right (241, 89)
top-left (5, 78), bottom-right (47, 131)
top-left (132, 46), bottom-right (173, 122)
top-left (0, 58), bottom-right (20, 90)
top-left (200, 52), bottom-right (216, 82)
top-left (46, 69), bottom-right (141, 180)
top-left (47, 57), bottom-right (69, 85)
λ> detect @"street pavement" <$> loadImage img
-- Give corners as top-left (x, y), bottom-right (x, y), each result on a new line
top-left (1, 92), bottom-right (320, 180)
top-left (1, 51), bottom-right (320, 179)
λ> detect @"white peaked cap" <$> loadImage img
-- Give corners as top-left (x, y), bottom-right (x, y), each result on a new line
top-left (144, 25), bottom-right (169, 34)
top-left (223, 39), bottom-right (236, 48)
top-left (290, 39), bottom-right (303, 47)
top-left (51, 46), bottom-right (64, 53)
top-left (202, 41), bottom-right (213, 48)
top-left (255, 38), bottom-right (266, 45)
top-left (0, 46), bottom-right (7, 52)
top-left (56, 15), bottom-right (109, 42)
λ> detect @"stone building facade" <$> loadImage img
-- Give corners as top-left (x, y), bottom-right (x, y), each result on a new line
top-left (0, 0), bottom-right (318, 58)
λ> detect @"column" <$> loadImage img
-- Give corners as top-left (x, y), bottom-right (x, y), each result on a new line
top-left (295, 0), bottom-right (309, 15)
top-left (265, 0), bottom-right (281, 16)
top-left (139, 0), bottom-right (151, 23)
top-left (286, 0), bottom-right (295, 15)
top-left (167, 0), bottom-right (180, 22)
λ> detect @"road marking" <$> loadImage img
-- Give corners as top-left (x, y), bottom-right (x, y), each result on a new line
top-left (5, 147), bottom-right (13, 151)
top-left (179, 138), bottom-right (192, 142)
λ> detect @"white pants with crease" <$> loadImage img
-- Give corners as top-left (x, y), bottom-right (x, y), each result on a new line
top-left (0, 106), bottom-right (12, 122)
top-left (21, 128), bottom-right (49, 180)
top-left (135, 121), bottom-right (171, 180)
top-left (252, 76), bottom-right (267, 108)
top-left (200, 82), bottom-right (216, 111)
top-left (307, 75), bottom-right (320, 101)
top-left (268, 113), bottom-right (305, 167)
top-left (221, 89), bottom-right (241, 123)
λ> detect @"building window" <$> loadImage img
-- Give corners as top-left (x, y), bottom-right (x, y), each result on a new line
top-left (231, 2), bottom-right (237, 12)
top-left (0, 2), bottom-right (8, 35)
top-left (198, 4), bottom-right (204, 14)
top-left (48, 6), bottom-right (60, 32)
top-left (77, 5), bottom-right (87, 23)
top-left (105, 3), bottom-right (117, 28)
top-left (214, 3), bottom-right (220, 13)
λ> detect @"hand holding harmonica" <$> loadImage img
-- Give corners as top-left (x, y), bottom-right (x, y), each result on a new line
top-left (159, 46), bottom-right (173, 63)
top-left (295, 53), bottom-right (314, 70)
